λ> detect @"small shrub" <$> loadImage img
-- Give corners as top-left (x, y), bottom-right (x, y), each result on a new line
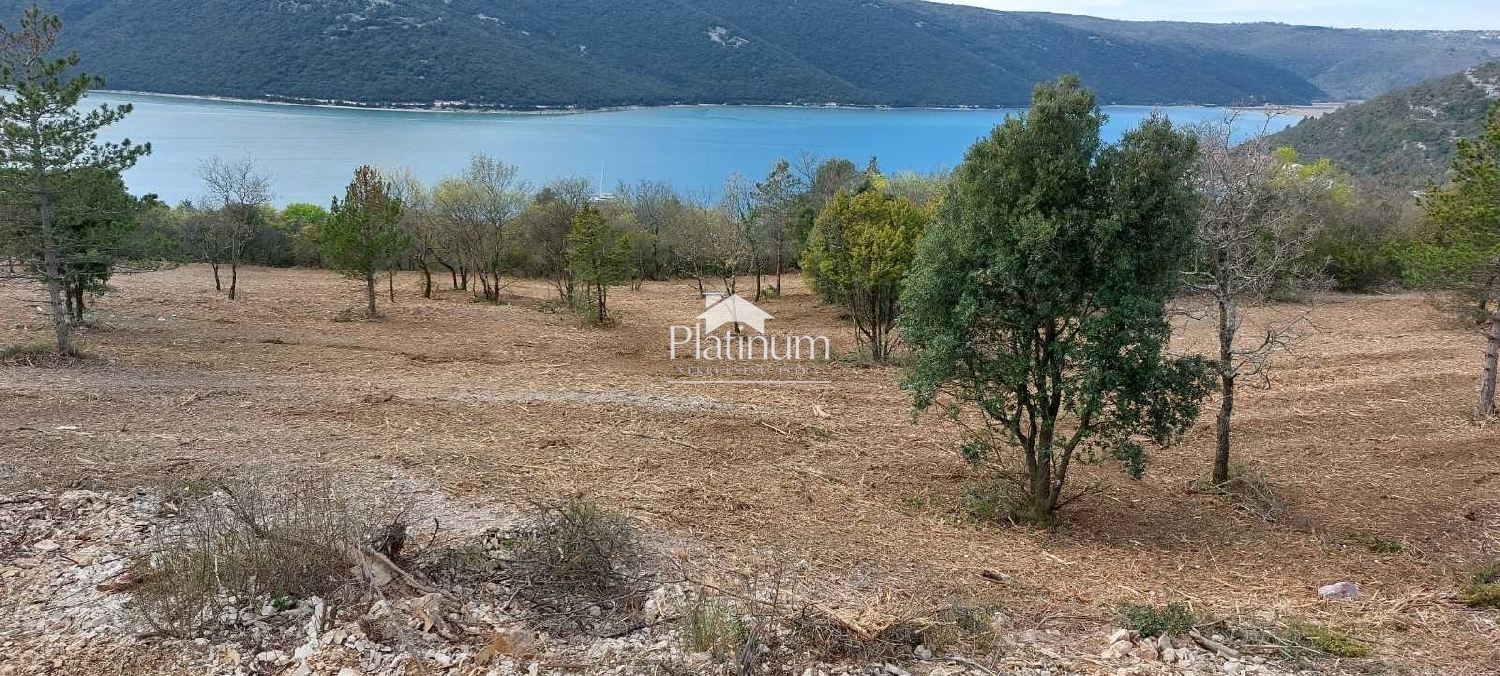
top-left (1117, 602), bottom-right (1196, 636)
top-left (683, 597), bottom-right (746, 660)
top-left (131, 474), bottom-right (386, 636)
top-left (0, 342), bottom-right (81, 366)
top-left (1207, 464), bottom-right (1289, 523)
top-left (920, 601), bottom-right (998, 653)
top-left (501, 500), bottom-right (643, 622)
top-left (1346, 531), bottom-right (1404, 555)
top-left (0, 343), bottom-right (52, 359)
top-left (1278, 620), bottom-right (1370, 658)
top-left (1458, 562), bottom-right (1500, 608)
top-left (960, 484), bottom-right (1027, 526)
top-left (760, 286), bottom-right (780, 300)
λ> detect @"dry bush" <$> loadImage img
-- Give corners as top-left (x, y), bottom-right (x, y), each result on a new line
top-left (920, 601), bottom-right (999, 654)
top-left (682, 597), bottom-right (746, 661)
top-left (1205, 464), bottom-right (1290, 523)
top-left (0, 342), bottom-right (83, 366)
top-left (790, 599), bottom-right (997, 663)
top-left (500, 499), bottom-right (646, 626)
top-left (1274, 619), bottom-right (1371, 659)
top-left (131, 473), bottom-right (397, 636)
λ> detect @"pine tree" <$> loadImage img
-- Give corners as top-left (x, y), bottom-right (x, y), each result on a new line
top-left (0, 6), bottom-right (148, 355)
top-left (322, 166), bottom-right (409, 317)
top-left (566, 204), bottom-right (626, 325)
top-left (1403, 102), bottom-right (1500, 421)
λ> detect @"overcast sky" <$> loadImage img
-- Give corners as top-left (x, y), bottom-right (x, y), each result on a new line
top-left (936, 0), bottom-right (1500, 30)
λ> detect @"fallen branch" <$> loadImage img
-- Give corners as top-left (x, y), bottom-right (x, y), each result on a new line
top-left (946, 656), bottom-right (996, 676)
top-left (1189, 629), bottom-right (1240, 659)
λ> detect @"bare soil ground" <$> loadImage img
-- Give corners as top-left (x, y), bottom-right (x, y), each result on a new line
top-left (1, 266), bottom-right (1497, 674)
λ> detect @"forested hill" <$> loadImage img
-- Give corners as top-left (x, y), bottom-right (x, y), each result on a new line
top-left (1269, 62), bottom-right (1500, 194)
top-left (1026, 13), bottom-right (1500, 101)
top-left (4, 0), bottom-right (1329, 109)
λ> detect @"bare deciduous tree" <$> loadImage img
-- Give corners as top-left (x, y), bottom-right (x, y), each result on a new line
top-left (714, 173), bottom-right (758, 300)
top-left (1186, 115), bottom-right (1331, 485)
top-left (522, 176), bottom-right (594, 302)
top-left (380, 167), bottom-right (441, 298)
top-left (198, 155), bottom-right (272, 300)
top-left (435, 155), bottom-right (528, 303)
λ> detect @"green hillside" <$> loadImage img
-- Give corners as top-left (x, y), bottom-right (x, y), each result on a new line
top-left (3, 0), bottom-right (1324, 109)
top-left (1270, 62), bottom-right (1500, 193)
top-left (1027, 13), bottom-right (1500, 101)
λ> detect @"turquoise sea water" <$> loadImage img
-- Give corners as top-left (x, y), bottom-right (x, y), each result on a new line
top-left (90, 93), bottom-right (1303, 206)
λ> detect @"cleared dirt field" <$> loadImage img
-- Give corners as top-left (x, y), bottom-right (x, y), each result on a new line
top-left (2, 266), bottom-right (1498, 674)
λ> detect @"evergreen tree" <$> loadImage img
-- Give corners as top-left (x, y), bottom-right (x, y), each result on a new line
top-left (1402, 102), bottom-right (1500, 421)
top-left (899, 77), bottom-right (1213, 525)
top-left (322, 166), bottom-right (409, 317)
top-left (802, 184), bottom-right (929, 360)
top-left (0, 5), bottom-right (148, 355)
top-left (51, 167), bottom-right (136, 322)
top-left (752, 160), bottom-right (804, 296)
top-left (566, 204), bottom-right (626, 325)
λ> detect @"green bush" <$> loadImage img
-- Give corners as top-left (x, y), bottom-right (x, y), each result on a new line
top-left (1458, 562), bottom-right (1500, 608)
top-left (960, 485), bottom-right (1026, 526)
top-left (1278, 620), bottom-right (1370, 658)
top-left (1307, 201), bottom-right (1406, 293)
top-left (1116, 602), bottom-right (1196, 636)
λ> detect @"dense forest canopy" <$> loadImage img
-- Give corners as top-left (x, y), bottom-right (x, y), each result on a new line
top-left (1026, 12), bottom-right (1500, 101)
top-left (1270, 61), bottom-right (1500, 194)
top-left (0, 0), bottom-right (1342, 109)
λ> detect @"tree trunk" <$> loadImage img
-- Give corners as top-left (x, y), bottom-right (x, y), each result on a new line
top-left (365, 271), bottom-right (377, 317)
top-left (1029, 450), bottom-right (1054, 527)
top-left (32, 139), bottom-right (71, 356)
top-left (387, 271), bottom-right (395, 303)
top-left (71, 284), bottom-right (86, 323)
top-left (1213, 294), bottom-right (1236, 485)
top-left (421, 265), bottom-right (432, 299)
top-left (229, 261), bottom-right (239, 300)
top-left (1214, 375), bottom-right (1236, 485)
top-left (1476, 312), bottom-right (1500, 421)
top-left (211, 262), bottom-right (222, 291)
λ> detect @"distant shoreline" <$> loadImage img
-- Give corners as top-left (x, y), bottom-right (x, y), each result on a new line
top-left (95, 89), bottom-right (1338, 117)
top-left (1230, 102), bottom-right (1348, 119)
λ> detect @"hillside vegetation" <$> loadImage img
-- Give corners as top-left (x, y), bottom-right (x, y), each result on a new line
top-left (0, 0), bottom-right (1329, 108)
top-left (1029, 13), bottom-right (1500, 101)
top-left (1270, 61), bottom-right (1500, 193)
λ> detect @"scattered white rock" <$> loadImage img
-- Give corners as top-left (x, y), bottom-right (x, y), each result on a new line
top-left (1318, 581), bottom-right (1360, 600)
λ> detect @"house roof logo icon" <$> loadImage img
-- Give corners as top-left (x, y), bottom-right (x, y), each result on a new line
top-left (696, 292), bottom-right (774, 334)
